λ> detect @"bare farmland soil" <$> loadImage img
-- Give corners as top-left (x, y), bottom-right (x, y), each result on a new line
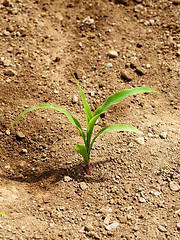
top-left (0, 0), bottom-right (180, 239)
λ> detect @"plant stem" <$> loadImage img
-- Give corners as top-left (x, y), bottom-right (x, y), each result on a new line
top-left (86, 163), bottom-right (90, 175)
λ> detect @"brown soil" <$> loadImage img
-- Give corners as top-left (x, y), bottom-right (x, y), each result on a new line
top-left (0, 0), bottom-right (180, 239)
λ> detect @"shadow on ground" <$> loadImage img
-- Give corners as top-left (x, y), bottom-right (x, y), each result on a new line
top-left (0, 158), bottom-right (113, 185)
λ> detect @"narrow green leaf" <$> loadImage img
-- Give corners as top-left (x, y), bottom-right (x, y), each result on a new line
top-left (90, 124), bottom-right (142, 149)
top-left (93, 87), bottom-right (158, 117)
top-left (87, 87), bottom-right (158, 144)
top-left (71, 72), bottom-right (92, 123)
top-left (0, 210), bottom-right (5, 217)
top-left (75, 144), bottom-right (89, 164)
top-left (8, 104), bottom-right (86, 145)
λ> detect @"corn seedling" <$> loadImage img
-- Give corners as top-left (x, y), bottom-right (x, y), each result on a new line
top-left (9, 73), bottom-right (160, 174)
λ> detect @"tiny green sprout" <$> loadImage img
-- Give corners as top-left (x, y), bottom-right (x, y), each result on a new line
top-left (0, 210), bottom-right (5, 217)
top-left (162, 166), bottom-right (167, 171)
top-left (8, 72), bottom-right (161, 175)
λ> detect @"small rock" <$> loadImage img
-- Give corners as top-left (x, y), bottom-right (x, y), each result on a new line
top-left (108, 50), bottom-right (118, 58)
top-left (135, 67), bottom-right (147, 75)
top-left (3, 30), bottom-right (10, 36)
top-left (89, 91), bottom-right (95, 97)
top-left (135, 137), bottom-right (145, 145)
top-left (177, 222), bottom-right (180, 230)
top-left (84, 223), bottom-right (94, 232)
top-left (134, 4), bottom-right (144, 12)
top-left (7, 25), bottom-right (14, 32)
top-left (138, 197), bottom-right (146, 203)
top-left (118, 216), bottom-right (127, 223)
top-left (16, 131), bottom-right (25, 140)
top-left (133, 225), bottom-right (139, 232)
top-left (106, 222), bottom-right (119, 231)
top-left (149, 19), bottom-right (155, 25)
top-left (75, 68), bottom-right (86, 79)
top-left (7, 47), bottom-right (13, 52)
top-left (79, 226), bottom-right (85, 233)
top-left (3, 59), bottom-right (12, 67)
top-left (80, 182), bottom-right (87, 190)
top-left (174, 209), bottom-right (180, 217)
top-left (160, 131), bottom-right (167, 139)
top-left (176, 48), bottom-right (180, 56)
top-left (169, 181), bottom-right (180, 192)
top-left (150, 190), bottom-right (161, 196)
top-left (38, 22), bottom-right (45, 28)
top-left (146, 63), bottom-right (151, 68)
top-left (83, 16), bottom-right (94, 25)
top-left (72, 95), bottom-right (78, 104)
top-left (39, 207), bottom-right (45, 212)
top-left (4, 69), bottom-right (17, 76)
top-left (20, 149), bottom-right (28, 154)
top-left (54, 90), bottom-right (59, 94)
top-left (130, 60), bottom-right (138, 69)
top-left (121, 69), bottom-right (133, 81)
top-left (63, 176), bottom-right (72, 182)
top-left (105, 62), bottom-right (113, 68)
top-left (104, 214), bottom-right (111, 225)
top-left (99, 207), bottom-right (113, 214)
top-left (148, 132), bottom-right (154, 137)
top-left (174, 209), bottom-right (180, 216)
top-left (158, 225), bottom-right (167, 232)
top-left (0, 57), bottom-right (4, 65)
top-left (5, 129), bottom-right (10, 135)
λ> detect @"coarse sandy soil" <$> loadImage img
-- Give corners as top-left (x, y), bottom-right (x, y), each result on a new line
top-left (0, 0), bottom-right (180, 239)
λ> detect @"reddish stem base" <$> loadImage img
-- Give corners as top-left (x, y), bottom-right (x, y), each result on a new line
top-left (86, 164), bottom-right (90, 175)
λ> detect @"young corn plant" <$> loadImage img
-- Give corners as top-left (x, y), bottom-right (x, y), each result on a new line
top-left (8, 73), bottom-right (159, 175)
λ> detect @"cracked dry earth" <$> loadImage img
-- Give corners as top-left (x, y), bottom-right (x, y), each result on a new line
top-left (0, 0), bottom-right (180, 239)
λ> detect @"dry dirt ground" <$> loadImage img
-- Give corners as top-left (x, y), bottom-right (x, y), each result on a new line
top-left (0, 0), bottom-right (180, 239)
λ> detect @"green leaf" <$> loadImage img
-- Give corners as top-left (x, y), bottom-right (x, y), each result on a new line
top-left (8, 104), bottom-right (86, 145)
top-left (93, 87), bottom-right (158, 117)
top-left (0, 210), bottom-right (5, 217)
top-left (75, 144), bottom-right (89, 164)
top-left (71, 72), bottom-right (92, 123)
top-left (87, 87), bottom-right (158, 145)
top-left (90, 124), bottom-right (142, 150)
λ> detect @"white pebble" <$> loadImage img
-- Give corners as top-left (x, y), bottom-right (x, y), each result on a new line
top-left (72, 95), bottom-right (78, 104)
top-left (138, 197), bottom-right (146, 203)
top-left (106, 222), bottom-right (119, 231)
top-left (83, 16), bottom-right (94, 25)
top-left (169, 181), bottom-right (180, 192)
top-left (148, 132), bottom-right (154, 137)
top-left (160, 131), bottom-right (167, 139)
top-left (150, 190), bottom-right (161, 196)
top-left (63, 176), bottom-right (72, 182)
top-left (105, 62), bottom-right (113, 68)
top-left (54, 90), bottom-right (59, 94)
top-left (158, 225), bottom-right (167, 232)
top-left (135, 137), bottom-right (145, 145)
top-left (80, 182), bottom-right (87, 190)
top-left (108, 50), bottom-right (118, 58)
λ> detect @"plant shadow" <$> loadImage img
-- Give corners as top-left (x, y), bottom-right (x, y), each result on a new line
top-left (0, 159), bottom-right (113, 185)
